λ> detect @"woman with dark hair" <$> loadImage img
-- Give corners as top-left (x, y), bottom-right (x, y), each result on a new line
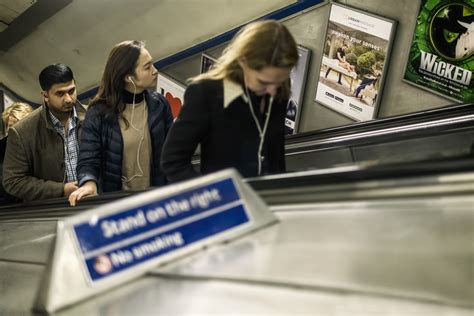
top-left (69, 40), bottom-right (173, 206)
top-left (161, 20), bottom-right (299, 181)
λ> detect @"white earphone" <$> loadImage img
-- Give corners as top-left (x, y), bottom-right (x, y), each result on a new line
top-left (244, 81), bottom-right (274, 176)
top-left (121, 74), bottom-right (146, 184)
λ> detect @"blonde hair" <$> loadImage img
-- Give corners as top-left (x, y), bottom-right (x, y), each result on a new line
top-left (190, 20), bottom-right (298, 100)
top-left (2, 102), bottom-right (34, 127)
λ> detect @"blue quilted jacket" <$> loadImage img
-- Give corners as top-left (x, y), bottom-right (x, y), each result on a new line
top-left (77, 90), bottom-right (173, 192)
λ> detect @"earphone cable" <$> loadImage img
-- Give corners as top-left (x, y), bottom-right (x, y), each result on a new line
top-left (245, 84), bottom-right (273, 176)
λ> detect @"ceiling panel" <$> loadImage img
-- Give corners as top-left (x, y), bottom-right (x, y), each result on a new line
top-left (0, 0), bottom-right (37, 26)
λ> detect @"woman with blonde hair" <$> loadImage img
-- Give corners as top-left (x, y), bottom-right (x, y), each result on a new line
top-left (1, 102), bottom-right (34, 204)
top-left (2, 102), bottom-right (34, 133)
top-left (161, 19), bottom-right (299, 181)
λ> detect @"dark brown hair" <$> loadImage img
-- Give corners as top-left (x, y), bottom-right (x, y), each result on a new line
top-left (38, 63), bottom-right (75, 91)
top-left (90, 40), bottom-right (144, 117)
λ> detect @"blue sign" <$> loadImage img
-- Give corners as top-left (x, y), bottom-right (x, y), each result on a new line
top-left (73, 178), bottom-right (249, 282)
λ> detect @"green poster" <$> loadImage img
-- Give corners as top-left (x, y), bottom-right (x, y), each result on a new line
top-left (404, 0), bottom-right (473, 103)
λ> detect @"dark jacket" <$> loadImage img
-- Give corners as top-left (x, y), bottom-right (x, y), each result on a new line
top-left (161, 78), bottom-right (287, 182)
top-left (2, 103), bottom-right (86, 201)
top-left (77, 90), bottom-right (173, 192)
top-left (0, 136), bottom-right (7, 200)
top-left (0, 136), bottom-right (18, 205)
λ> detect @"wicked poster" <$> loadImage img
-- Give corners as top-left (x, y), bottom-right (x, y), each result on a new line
top-left (403, 0), bottom-right (473, 103)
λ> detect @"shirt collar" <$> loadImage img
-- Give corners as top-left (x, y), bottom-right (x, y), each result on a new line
top-left (48, 104), bottom-right (78, 127)
top-left (223, 78), bottom-right (248, 109)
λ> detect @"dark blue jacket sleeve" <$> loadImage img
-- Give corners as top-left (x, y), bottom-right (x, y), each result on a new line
top-left (77, 105), bottom-right (104, 187)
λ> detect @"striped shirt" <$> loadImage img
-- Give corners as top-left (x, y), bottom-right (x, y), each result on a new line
top-left (49, 107), bottom-right (79, 182)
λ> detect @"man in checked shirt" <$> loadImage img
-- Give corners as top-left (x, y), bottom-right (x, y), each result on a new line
top-left (3, 64), bottom-right (86, 201)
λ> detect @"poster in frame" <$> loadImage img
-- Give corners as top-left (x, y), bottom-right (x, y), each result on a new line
top-left (0, 90), bottom-right (4, 115)
top-left (201, 53), bottom-right (217, 74)
top-left (157, 73), bottom-right (186, 120)
top-left (0, 83), bottom-right (15, 111)
top-left (315, 3), bottom-right (397, 121)
top-left (0, 84), bottom-right (18, 136)
top-left (285, 45), bottom-right (311, 135)
top-left (403, 0), bottom-right (473, 103)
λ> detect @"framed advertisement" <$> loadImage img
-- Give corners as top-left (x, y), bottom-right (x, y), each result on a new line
top-left (0, 84), bottom-right (15, 111)
top-left (0, 85), bottom-right (17, 136)
top-left (201, 53), bottom-right (217, 74)
top-left (403, 0), bottom-right (473, 103)
top-left (157, 73), bottom-right (186, 120)
top-left (315, 3), bottom-right (397, 121)
top-left (0, 90), bottom-right (4, 115)
top-left (285, 45), bottom-right (311, 135)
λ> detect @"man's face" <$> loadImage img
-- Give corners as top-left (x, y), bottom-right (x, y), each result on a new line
top-left (43, 80), bottom-right (77, 115)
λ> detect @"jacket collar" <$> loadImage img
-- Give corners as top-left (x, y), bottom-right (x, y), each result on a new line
top-left (223, 78), bottom-right (248, 109)
top-left (41, 101), bottom-right (88, 130)
top-left (75, 101), bottom-right (87, 121)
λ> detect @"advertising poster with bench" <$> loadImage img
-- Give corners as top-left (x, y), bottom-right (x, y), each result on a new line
top-left (315, 4), bottom-right (396, 121)
top-left (403, 0), bottom-right (473, 103)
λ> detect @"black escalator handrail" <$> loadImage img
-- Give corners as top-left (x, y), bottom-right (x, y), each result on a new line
top-left (0, 190), bottom-right (135, 219)
top-left (246, 157), bottom-right (474, 190)
top-left (286, 114), bottom-right (474, 153)
top-left (286, 103), bottom-right (474, 152)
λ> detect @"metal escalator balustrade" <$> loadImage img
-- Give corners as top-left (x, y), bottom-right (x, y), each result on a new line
top-left (285, 103), bottom-right (474, 170)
